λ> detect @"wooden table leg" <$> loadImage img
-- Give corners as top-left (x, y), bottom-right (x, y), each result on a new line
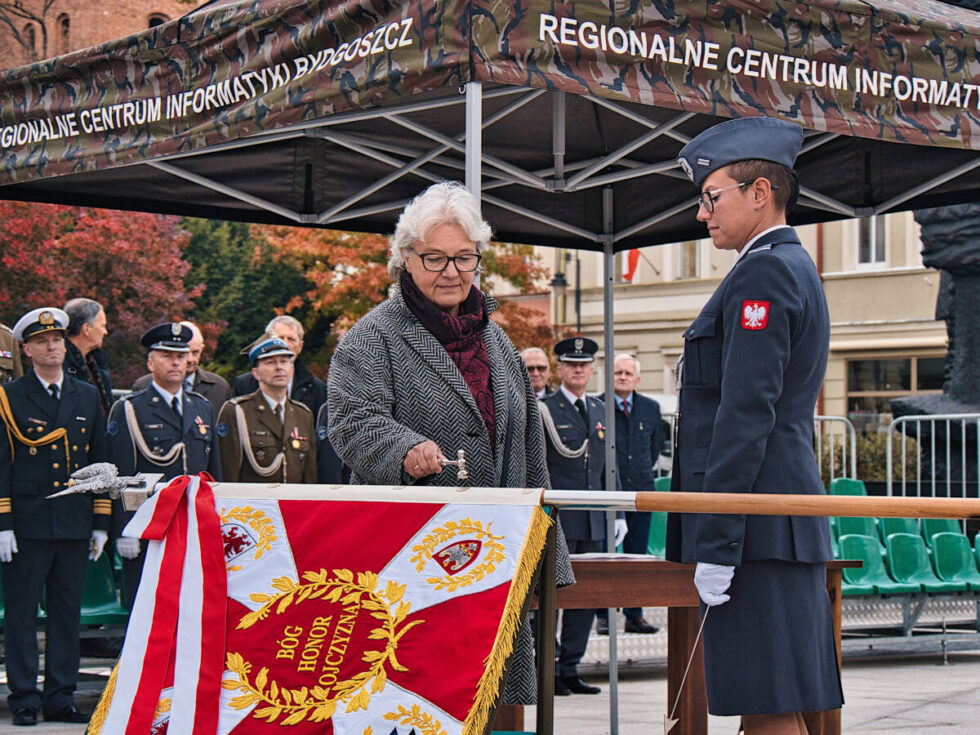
top-left (667, 606), bottom-right (707, 735)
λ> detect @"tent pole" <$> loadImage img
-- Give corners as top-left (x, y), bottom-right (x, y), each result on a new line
top-left (601, 186), bottom-right (620, 735)
top-left (465, 81), bottom-right (482, 202)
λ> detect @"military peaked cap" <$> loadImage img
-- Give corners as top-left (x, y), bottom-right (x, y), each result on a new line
top-left (141, 322), bottom-right (192, 352)
top-left (554, 336), bottom-right (598, 363)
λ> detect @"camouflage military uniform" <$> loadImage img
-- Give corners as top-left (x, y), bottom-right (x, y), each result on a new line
top-left (0, 324), bottom-right (23, 384)
top-left (216, 390), bottom-right (316, 483)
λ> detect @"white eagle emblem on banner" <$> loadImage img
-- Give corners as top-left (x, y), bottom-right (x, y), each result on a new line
top-left (741, 300), bottom-right (770, 330)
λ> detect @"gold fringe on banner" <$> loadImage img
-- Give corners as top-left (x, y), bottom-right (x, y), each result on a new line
top-left (0, 386), bottom-right (69, 468)
top-left (463, 505), bottom-right (552, 735)
top-left (87, 660), bottom-right (118, 735)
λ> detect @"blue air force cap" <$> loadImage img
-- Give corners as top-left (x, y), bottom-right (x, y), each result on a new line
top-left (554, 336), bottom-right (598, 363)
top-left (248, 337), bottom-right (294, 366)
top-left (677, 117), bottom-right (804, 188)
top-left (12, 307), bottom-right (69, 341)
top-left (141, 322), bottom-right (192, 353)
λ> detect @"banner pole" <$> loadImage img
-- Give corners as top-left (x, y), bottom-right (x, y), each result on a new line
top-left (536, 515), bottom-right (557, 735)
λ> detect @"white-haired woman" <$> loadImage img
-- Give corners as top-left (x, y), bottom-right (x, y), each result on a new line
top-left (328, 181), bottom-right (572, 708)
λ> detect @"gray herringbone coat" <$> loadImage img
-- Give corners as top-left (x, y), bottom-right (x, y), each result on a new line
top-left (328, 282), bottom-right (573, 704)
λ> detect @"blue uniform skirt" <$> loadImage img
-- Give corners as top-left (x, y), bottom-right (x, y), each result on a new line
top-left (702, 560), bottom-right (844, 716)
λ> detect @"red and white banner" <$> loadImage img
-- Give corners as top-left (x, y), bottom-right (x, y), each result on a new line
top-left (90, 476), bottom-right (551, 735)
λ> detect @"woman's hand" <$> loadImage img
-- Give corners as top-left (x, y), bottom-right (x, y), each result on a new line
top-left (403, 440), bottom-right (446, 479)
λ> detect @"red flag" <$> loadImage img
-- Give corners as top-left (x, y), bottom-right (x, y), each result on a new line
top-left (623, 249), bottom-right (640, 282)
top-left (90, 481), bottom-right (551, 735)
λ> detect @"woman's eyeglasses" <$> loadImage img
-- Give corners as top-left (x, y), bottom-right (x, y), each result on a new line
top-left (414, 252), bottom-right (482, 273)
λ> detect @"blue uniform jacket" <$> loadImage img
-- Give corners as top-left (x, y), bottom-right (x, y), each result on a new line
top-left (598, 391), bottom-right (664, 492)
top-left (107, 385), bottom-right (221, 537)
top-left (315, 402), bottom-right (349, 484)
top-left (666, 227), bottom-right (833, 566)
top-left (0, 371), bottom-right (110, 538)
top-left (540, 390), bottom-right (622, 542)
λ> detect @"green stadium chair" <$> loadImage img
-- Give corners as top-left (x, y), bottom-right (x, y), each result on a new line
top-left (839, 534), bottom-right (918, 595)
top-left (921, 518), bottom-right (963, 548)
top-left (646, 511), bottom-right (667, 557)
top-left (886, 533), bottom-right (965, 593)
top-left (829, 478), bottom-right (867, 496)
top-left (654, 476), bottom-right (671, 492)
top-left (836, 516), bottom-right (880, 544)
top-left (932, 532), bottom-right (980, 591)
top-left (79, 554), bottom-right (130, 626)
top-left (879, 517), bottom-right (919, 545)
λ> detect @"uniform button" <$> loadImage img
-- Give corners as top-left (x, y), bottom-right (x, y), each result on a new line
top-left (74, 464), bottom-right (80, 469)
top-left (52, 463), bottom-right (60, 469)
top-left (728, 541), bottom-right (739, 548)
top-left (72, 445), bottom-right (78, 451)
top-left (51, 444), bottom-right (59, 451)
top-left (53, 482), bottom-right (60, 488)
top-left (81, 428), bottom-right (87, 434)
top-left (85, 444), bottom-right (89, 452)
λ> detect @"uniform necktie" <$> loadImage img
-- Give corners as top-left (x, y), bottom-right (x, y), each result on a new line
top-left (171, 396), bottom-right (181, 416)
top-left (48, 384), bottom-right (59, 401)
top-left (575, 398), bottom-right (589, 431)
top-left (275, 403), bottom-right (284, 424)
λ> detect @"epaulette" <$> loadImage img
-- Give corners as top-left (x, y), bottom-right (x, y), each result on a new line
top-left (228, 394), bottom-right (251, 405)
top-left (288, 398), bottom-right (313, 414)
top-left (747, 244), bottom-right (773, 255)
top-left (0, 324), bottom-right (12, 335)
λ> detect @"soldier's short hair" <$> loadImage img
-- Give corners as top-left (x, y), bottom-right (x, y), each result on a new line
top-left (64, 298), bottom-right (104, 338)
top-left (265, 315), bottom-right (304, 340)
top-left (726, 159), bottom-right (799, 214)
top-left (388, 181), bottom-right (492, 280)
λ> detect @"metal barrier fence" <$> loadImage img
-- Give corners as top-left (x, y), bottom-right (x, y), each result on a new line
top-left (815, 414), bottom-right (857, 481)
top-left (886, 413), bottom-right (980, 503)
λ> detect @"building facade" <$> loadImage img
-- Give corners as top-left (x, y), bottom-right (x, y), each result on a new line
top-left (0, 0), bottom-right (190, 68)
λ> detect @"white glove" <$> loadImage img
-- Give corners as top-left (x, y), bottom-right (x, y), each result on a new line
top-left (614, 519), bottom-right (628, 547)
top-left (694, 562), bottom-right (735, 606)
top-left (0, 530), bottom-right (17, 563)
top-left (116, 537), bottom-right (142, 560)
top-left (89, 530), bottom-right (108, 561)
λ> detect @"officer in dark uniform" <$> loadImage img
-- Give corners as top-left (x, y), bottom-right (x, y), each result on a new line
top-left (106, 322), bottom-right (221, 609)
top-left (0, 322), bottom-right (23, 384)
top-left (666, 117), bottom-right (842, 733)
top-left (0, 308), bottom-right (110, 726)
top-left (596, 353), bottom-right (664, 635)
top-left (217, 337), bottom-right (316, 483)
top-left (539, 337), bottom-right (625, 696)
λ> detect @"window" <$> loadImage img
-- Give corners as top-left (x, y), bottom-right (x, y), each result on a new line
top-left (846, 355), bottom-right (945, 433)
top-left (57, 14), bottom-right (70, 55)
top-left (148, 14), bottom-right (170, 28)
top-left (857, 215), bottom-right (886, 266)
top-left (23, 24), bottom-right (36, 59)
top-left (676, 240), bottom-right (700, 279)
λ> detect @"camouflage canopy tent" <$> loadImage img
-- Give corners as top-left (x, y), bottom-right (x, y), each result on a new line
top-left (0, 0), bottom-right (977, 251)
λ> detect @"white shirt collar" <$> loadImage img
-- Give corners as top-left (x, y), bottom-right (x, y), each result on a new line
top-left (35, 372), bottom-right (64, 393)
top-left (560, 384), bottom-right (586, 405)
top-left (261, 391), bottom-right (285, 412)
top-left (733, 224), bottom-right (792, 265)
top-left (535, 387), bottom-right (547, 399)
top-left (151, 381), bottom-right (182, 408)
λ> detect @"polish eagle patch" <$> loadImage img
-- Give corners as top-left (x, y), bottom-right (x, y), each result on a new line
top-left (741, 300), bottom-right (770, 330)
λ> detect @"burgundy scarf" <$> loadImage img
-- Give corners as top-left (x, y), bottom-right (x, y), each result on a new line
top-left (400, 272), bottom-right (496, 445)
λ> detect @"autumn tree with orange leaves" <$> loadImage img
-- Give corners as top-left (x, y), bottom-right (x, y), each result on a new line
top-left (255, 225), bottom-right (563, 363)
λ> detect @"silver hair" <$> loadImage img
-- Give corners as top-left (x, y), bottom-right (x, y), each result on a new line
top-left (63, 298), bottom-right (104, 338)
top-left (614, 352), bottom-right (641, 376)
top-left (179, 320), bottom-right (203, 340)
top-left (264, 315), bottom-right (304, 340)
top-left (387, 181), bottom-right (493, 279)
top-left (520, 347), bottom-right (549, 361)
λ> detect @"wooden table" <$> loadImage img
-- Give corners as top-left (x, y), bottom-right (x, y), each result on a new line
top-left (531, 557), bottom-right (857, 735)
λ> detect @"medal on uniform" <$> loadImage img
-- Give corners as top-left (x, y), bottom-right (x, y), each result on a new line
top-left (596, 421), bottom-right (605, 440)
top-left (194, 415), bottom-right (208, 435)
top-left (29, 447), bottom-right (37, 455)
top-left (291, 439), bottom-right (301, 449)
top-left (289, 426), bottom-right (304, 450)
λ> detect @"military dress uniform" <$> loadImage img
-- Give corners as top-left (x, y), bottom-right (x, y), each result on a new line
top-left (666, 118), bottom-right (842, 716)
top-left (539, 338), bottom-right (622, 688)
top-left (217, 391), bottom-right (316, 483)
top-left (0, 309), bottom-right (110, 721)
top-left (0, 323), bottom-right (23, 384)
top-left (133, 367), bottom-right (232, 412)
top-left (107, 324), bottom-right (222, 610)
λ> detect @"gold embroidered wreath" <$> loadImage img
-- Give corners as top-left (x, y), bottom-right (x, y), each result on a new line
top-left (410, 518), bottom-right (506, 592)
top-left (219, 505), bottom-right (277, 572)
top-left (221, 570), bottom-right (422, 726)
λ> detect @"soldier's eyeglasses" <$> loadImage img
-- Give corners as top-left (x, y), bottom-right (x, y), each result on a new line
top-left (414, 252), bottom-right (483, 273)
top-left (695, 181), bottom-right (752, 213)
